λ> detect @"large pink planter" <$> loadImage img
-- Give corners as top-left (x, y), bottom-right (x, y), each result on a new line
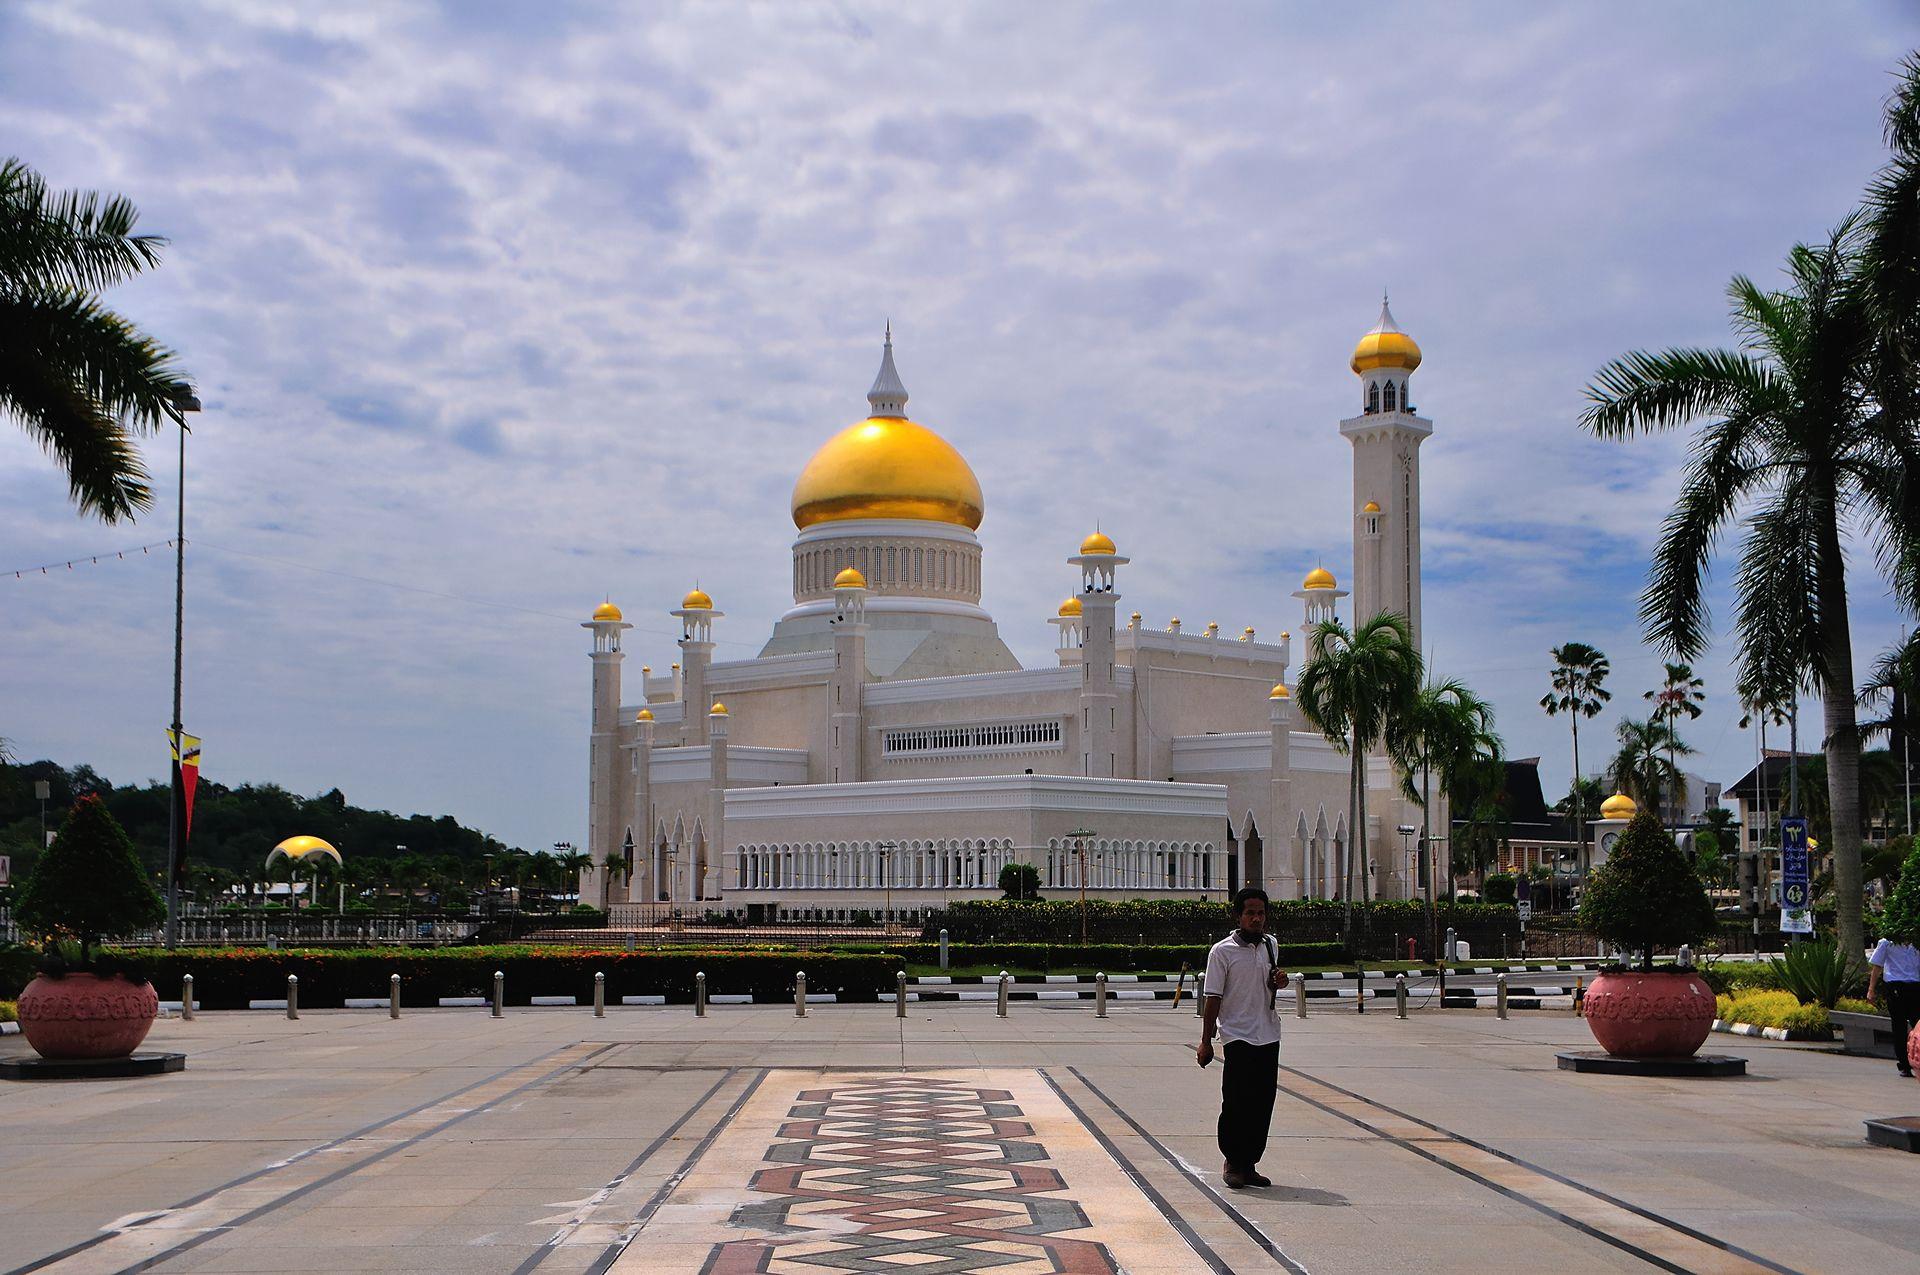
top-left (16, 972), bottom-right (158, 1060)
top-left (1908, 1024), bottom-right (1920, 1075)
top-left (1583, 971), bottom-right (1715, 1058)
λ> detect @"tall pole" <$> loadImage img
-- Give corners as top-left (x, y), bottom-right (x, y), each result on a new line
top-left (164, 388), bottom-right (198, 949)
top-left (1069, 827), bottom-right (1095, 947)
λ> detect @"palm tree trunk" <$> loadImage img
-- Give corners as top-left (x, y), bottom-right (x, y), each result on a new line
top-left (1818, 524), bottom-right (1865, 957)
top-left (1571, 718), bottom-right (1583, 875)
top-left (1343, 746), bottom-right (1358, 941)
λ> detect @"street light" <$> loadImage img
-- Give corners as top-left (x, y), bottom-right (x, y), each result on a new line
top-left (163, 384), bottom-right (199, 949)
top-left (877, 841), bottom-right (897, 929)
top-left (1069, 827), bottom-right (1096, 946)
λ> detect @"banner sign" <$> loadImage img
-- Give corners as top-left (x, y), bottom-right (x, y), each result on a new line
top-left (169, 729), bottom-right (202, 885)
top-left (1780, 816), bottom-right (1813, 934)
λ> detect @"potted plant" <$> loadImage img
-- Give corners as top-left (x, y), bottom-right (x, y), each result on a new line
top-left (1576, 809), bottom-right (1718, 1057)
top-left (12, 795), bottom-right (166, 1060)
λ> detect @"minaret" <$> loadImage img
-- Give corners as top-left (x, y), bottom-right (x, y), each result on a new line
top-left (705, 702), bottom-right (729, 901)
top-left (582, 601), bottom-right (632, 905)
top-left (1050, 596), bottom-right (1084, 666)
top-left (1268, 682), bottom-right (1298, 899)
top-left (1069, 531), bottom-right (1128, 778)
top-left (1342, 295), bottom-right (1430, 648)
top-left (673, 587), bottom-right (722, 745)
top-left (828, 567), bottom-right (869, 781)
top-left (626, 708), bottom-right (656, 903)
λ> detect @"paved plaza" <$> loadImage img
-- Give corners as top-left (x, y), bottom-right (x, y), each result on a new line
top-left (3, 1003), bottom-right (1918, 1274)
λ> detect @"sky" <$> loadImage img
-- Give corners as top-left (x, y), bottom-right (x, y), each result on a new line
top-left (3, 3), bottom-right (1919, 853)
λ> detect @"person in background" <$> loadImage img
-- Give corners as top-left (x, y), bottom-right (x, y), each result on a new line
top-left (1197, 887), bottom-right (1289, 1189)
top-left (1867, 928), bottom-right (1920, 1078)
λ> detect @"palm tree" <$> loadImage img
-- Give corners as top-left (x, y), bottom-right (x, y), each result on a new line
top-left (0, 157), bottom-right (191, 522)
top-left (1295, 612), bottom-right (1423, 930)
top-left (555, 848), bottom-right (594, 908)
top-left (1541, 643), bottom-right (1612, 875)
top-left (1646, 662), bottom-right (1707, 807)
top-left (1609, 716), bottom-right (1694, 815)
top-left (1392, 678), bottom-right (1501, 907)
top-left (1581, 219), bottom-right (1919, 958)
top-left (1447, 755), bottom-right (1511, 894)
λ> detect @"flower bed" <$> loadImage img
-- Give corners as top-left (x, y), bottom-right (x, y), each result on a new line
top-left (1712, 989), bottom-right (1830, 1039)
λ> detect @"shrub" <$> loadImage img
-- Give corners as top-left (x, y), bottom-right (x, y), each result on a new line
top-left (997, 863), bottom-right (1042, 901)
top-left (1781, 1002), bottom-right (1831, 1036)
top-left (1697, 961), bottom-right (1785, 994)
top-left (1578, 810), bottom-right (1715, 970)
top-left (1882, 841), bottom-right (1920, 943)
top-left (1721, 990), bottom-right (1801, 1027)
top-left (13, 795), bottom-right (164, 964)
top-left (0, 1000), bottom-right (16, 1024)
top-left (1482, 873), bottom-right (1517, 907)
top-left (0, 944), bottom-right (35, 998)
top-left (1835, 996), bottom-right (1879, 1015)
top-left (926, 898), bottom-right (1513, 954)
top-left (1715, 993), bottom-right (1734, 1021)
top-left (870, 941), bottom-right (1345, 972)
top-left (1767, 939), bottom-right (1864, 1008)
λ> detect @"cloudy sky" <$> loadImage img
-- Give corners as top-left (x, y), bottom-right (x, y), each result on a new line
top-left (4, 3), bottom-right (1918, 853)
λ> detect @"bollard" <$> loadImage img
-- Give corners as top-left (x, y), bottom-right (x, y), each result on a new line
top-left (795, 970), bottom-right (808, 1017)
top-left (287, 974), bottom-right (299, 1021)
top-left (895, 971), bottom-right (907, 1018)
top-left (939, 929), bottom-right (950, 971)
top-left (997, 970), bottom-right (1010, 1018)
top-left (493, 970), bottom-right (504, 1018)
top-left (1194, 971), bottom-right (1205, 1018)
top-left (625, 933), bottom-right (636, 953)
top-left (1496, 973), bottom-right (1509, 1020)
top-left (182, 974), bottom-right (195, 1021)
top-left (1573, 974), bottom-right (1585, 1016)
top-left (1677, 943), bottom-right (1693, 969)
top-left (390, 973), bottom-right (401, 1019)
top-left (1357, 965), bottom-right (1366, 1015)
top-left (1095, 972), bottom-right (1108, 1018)
top-left (696, 971), bottom-right (708, 1017)
top-left (594, 971), bottom-right (605, 1018)
top-left (1395, 973), bottom-right (1407, 1020)
top-left (1296, 976), bottom-right (1309, 1018)
top-left (1445, 926), bottom-right (1457, 964)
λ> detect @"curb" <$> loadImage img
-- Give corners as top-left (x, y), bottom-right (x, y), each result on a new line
top-left (1711, 1018), bottom-right (1831, 1042)
top-left (0, 1021), bottom-right (18, 1036)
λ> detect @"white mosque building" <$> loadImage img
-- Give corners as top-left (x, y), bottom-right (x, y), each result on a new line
top-left (583, 304), bottom-right (1434, 922)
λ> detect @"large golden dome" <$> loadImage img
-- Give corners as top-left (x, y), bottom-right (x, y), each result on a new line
top-left (791, 416), bottom-right (984, 530)
top-left (792, 333), bottom-right (985, 532)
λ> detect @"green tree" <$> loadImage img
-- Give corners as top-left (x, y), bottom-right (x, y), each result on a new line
top-left (1295, 612), bottom-right (1423, 930)
top-left (1609, 716), bottom-right (1693, 815)
top-left (1447, 755), bottom-right (1511, 892)
top-left (1884, 840), bottom-right (1920, 942)
top-left (0, 158), bottom-right (193, 522)
top-left (1646, 662), bottom-right (1707, 795)
top-left (1578, 809), bottom-right (1716, 971)
top-left (14, 795), bottom-right (163, 961)
top-left (1541, 642), bottom-right (1612, 874)
top-left (1392, 678), bottom-right (1501, 903)
top-left (997, 862), bottom-right (1042, 901)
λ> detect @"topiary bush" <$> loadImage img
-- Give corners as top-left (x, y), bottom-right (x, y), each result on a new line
top-left (1882, 840), bottom-right (1920, 943)
top-left (1482, 873), bottom-right (1517, 907)
top-left (1577, 810), bottom-right (1715, 971)
top-left (13, 795), bottom-right (164, 965)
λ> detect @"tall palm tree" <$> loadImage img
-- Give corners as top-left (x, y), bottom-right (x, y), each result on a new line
top-left (1295, 612), bottom-right (1423, 931)
top-left (1609, 716), bottom-right (1693, 815)
top-left (1541, 643), bottom-right (1611, 875)
top-left (1581, 219), bottom-right (1920, 959)
top-left (1392, 678), bottom-right (1501, 907)
top-left (555, 848), bottom-right (594, 908)
top-left (0, 157), bottom-right (191, 522)
top-left (1646, 662), bottom-right (1707, 808)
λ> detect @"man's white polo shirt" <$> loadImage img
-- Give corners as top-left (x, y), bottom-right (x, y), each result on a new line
top-left (1871, 938), bottom-right (1920, 983)
top-left (1203, 930), bottom-right (1282, 1047)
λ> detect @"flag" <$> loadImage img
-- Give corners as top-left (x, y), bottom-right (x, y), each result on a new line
top-left (169, 729), bottom-right (202, 884)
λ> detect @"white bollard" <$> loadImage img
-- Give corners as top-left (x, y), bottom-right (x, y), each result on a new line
top-left (182, 974), bottom-right (195, 1021)
top-left (696, 971), bottom-right (707, 1017)
top-left (390, 973), bottom-right (401, 1019)
top-left (594, 971), bottom-right (605, 1018)
top-left (895, 970), bottom-right (907, 1018)
top-left (493, 970), bottom-right (504, 1018)
top-left (795, 970), bottom-right (808, 1017)
top-left (286, 974), bottom-right (299, 1020)
top-left (997, 970), bottom-right (1010, 1018)
top-left (1296, 976), bottom-right (1309, 1018)
top-left (1396, 973), bottom-right (1408, 1020)
top-left (1496, 973), bottom-right (1509, 1020)
top-left (1095, 972), bottom-right (1108, 1018)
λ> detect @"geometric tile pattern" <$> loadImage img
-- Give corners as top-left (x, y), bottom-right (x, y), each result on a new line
top-left (704, 1075), bottom-right (1119, 1274)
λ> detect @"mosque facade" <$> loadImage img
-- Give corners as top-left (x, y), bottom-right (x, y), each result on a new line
top-left (583, 304), bottom-right (1434, 921)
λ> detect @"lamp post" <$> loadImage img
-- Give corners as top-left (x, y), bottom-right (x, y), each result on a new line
top-left (1397, 824), bottom-right (1417, 901)
top-left (163, 385), bottom-right (199, 949)
top-left (1069, 827), bottom-right (1096, 946)
top-left (34, 779), bottom-right (49, 851)
top-left (877, 841), bottom-right (896, 929)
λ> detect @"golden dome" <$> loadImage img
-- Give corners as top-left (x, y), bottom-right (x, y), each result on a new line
top-left (833, 566), bottom-right (867, 588)
top-left (681, 587), bottom-right (713, 610)
top-left (267, 835), bottom-right (341, 869)
top-left (592, 600), bottom-right (623, 622)
top-left (791, 416), bottom-right (984, 530)
top-left (1303, 566), bottom-right (1337, 590)
top-left (1600, 792), bottom-right (1638, 820)
top-left (635, 708), bottom-right (654, 722)
top-left (1269, 682), bottom-right (1290, 699)
top-left (1362, 501), bottom-right (1381, 513)
top-left (709, 701), bottom-right (728, 716)
top-left (1079, 530), bottom-right (1117, 555)
top-left (1058, 597), bottom-right (1083, 617)
top-left (1351, 298), bottom-right (1422, 374)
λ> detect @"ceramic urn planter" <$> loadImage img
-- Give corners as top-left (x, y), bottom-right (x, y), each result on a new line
top-left (1909, 1023), bottom-right (1920, 1075)
top-left (1582, 970), bottom-right (1715, 1058)
top-left (16, 971), bottom-right (159, 1060)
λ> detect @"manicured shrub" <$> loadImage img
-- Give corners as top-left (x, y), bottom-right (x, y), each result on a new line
top-left (926, 898), bottom-right (1512, 954)
top-left (1835, 997), bottom-right (1879, 1015)
top-left (867, 941), bottom-right (1345, 971)
top-left (0, 1000), bottom-right (16, 1024)
top-left (1780, 1002), bottom-right (1831, 1036)
top-left (1578, 810), bottom-right (1715, 970)
top-left (1721, 990), bottom-right (1801, 1027)
top-left (14, 795), bottom-right (164, 965)
top-left (1715, 993), bottom-right (1734, 1021)
top-left (1482, 873), bottom-right (1517, 907)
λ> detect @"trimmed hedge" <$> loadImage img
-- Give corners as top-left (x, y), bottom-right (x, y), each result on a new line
top-left (113, 946), bottom-right (897, 1007)
top-left (925, 898), bottom-right (1515, 955)
top-left (854, 941), bottom-right (1346, 971)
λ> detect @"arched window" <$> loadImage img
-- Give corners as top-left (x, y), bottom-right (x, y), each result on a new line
top-left (1383, 380), bottom-right (1398, 412)
top-left (1366, 381), bottom-right (1379, 414)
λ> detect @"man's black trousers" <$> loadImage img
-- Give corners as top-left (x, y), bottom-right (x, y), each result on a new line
top-left (1217, 1039), bottom-right (1280, 1173)
top-left (1888, 982), bottom-right (1919, 1070)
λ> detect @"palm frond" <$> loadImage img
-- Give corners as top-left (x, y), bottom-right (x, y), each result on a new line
top-left (1581, 347), bottom-right (1774, 439)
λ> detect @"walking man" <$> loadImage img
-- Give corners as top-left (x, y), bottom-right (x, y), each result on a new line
top-left (1868, 928), bottom-right (1920, 1078)
top-left (1197, 886), bottom-right (1289, 1189)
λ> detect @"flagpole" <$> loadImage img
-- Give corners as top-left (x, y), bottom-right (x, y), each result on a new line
top-left (165, 387), bottom-right (199, 949)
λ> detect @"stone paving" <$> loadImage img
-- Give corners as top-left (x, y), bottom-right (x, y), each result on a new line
top-left (2, 1001), bottom-right (1918, 1273)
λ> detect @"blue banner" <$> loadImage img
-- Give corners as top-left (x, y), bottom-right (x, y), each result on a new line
top-left (1780, 816), bottom-right (1813, 934)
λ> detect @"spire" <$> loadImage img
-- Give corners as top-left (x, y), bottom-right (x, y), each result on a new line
top-left (1371, 292), bottom-right (1401, 336)
top-left (867, 324), bottom-right (909, 418)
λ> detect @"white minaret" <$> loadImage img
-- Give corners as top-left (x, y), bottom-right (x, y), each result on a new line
top-left (625, 708), bottom-right (656, 904)
top-left (1341, 295), bottom-right (1430, 648)
top-left (1069, 531), bottom-right (1127, 778)
top-left (673, 588), bottom-right (722, 745)
top-left (828, 566), bottom-right (869, 782)
top-left (583, 601), bottom-right (632, 902)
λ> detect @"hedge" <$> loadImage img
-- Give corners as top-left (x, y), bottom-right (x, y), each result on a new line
top-left (852, 941), bottom-right (1346, 971)
top-left (1714, 989), bottom-right (1830, 1036)
top-left (924, 898), bottom-right (1516, 954)
top-left (111, 947), bottom-right (898, 1007)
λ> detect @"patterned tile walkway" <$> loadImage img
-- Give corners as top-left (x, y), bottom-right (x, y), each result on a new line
top-left (617, 1070), bottom-right (1204, 1273)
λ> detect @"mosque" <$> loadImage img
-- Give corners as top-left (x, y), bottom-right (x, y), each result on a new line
top-left (583, 303), bottom-right (1434, 922)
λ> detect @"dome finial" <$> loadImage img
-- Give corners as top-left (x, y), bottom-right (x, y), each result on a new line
top-left (868, 326), bottom-right (908, 418)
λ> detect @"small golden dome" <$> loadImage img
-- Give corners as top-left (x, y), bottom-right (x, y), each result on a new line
top-left (791, 417), bottom-right (984, 530)
top-left (833, 566), bottom-right (867, 589)
top-left (1352, 298), bottom-right (1422, 374)
top-left (592, 600), bottom-right (623, 622)
top-left (1079, 530), bottom-right (1117, 555)
top-left (1058, 597), bottom-right (1083, 617)
top-left (635, 708), bottom-right (654, 722)
top-left (1362, 501), bottom-right (1381, 513)
top-left (1303, 566), bottom-right (1336, 590)
top-left (1242, 627), bottom-right (1256, 640)
top-left (1269, 682), bottom-right (1290, 699)
top-left (681, 587), bottom-right (713, 610)
top-left (1600, 792), bottom-right (1638, 820)
top-left (709, 701), bottom-right (728, 716)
